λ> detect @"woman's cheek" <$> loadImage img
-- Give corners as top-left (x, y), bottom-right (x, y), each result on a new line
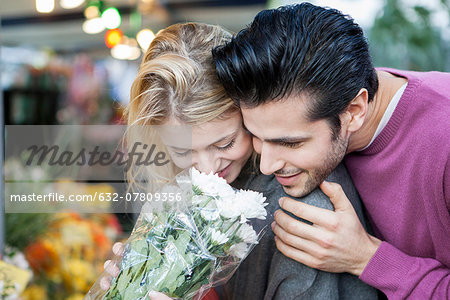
top-left (168, 153), bottom-right (193, 169)
top-left (228, 135), bottom-right (253, 160)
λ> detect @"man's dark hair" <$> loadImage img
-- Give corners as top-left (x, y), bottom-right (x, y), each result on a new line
top-left (212, 3), bottom-right (378, 138)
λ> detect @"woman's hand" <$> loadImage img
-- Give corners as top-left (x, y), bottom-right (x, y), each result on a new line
top-left (100, 242), bottom-right (123, 290)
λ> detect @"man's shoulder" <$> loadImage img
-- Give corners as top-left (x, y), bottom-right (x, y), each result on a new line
top-left (378, 67), bottom-right (450, 84)
top-left (299, 187), bottom-right (334, 210)
top-left (379, 67), bottom-right (450, 102)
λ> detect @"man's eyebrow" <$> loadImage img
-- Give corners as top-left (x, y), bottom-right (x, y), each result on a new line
top-left (243, 124), bottom-right (309, 143)
top-left (166, 129), bottom-right (239, 151)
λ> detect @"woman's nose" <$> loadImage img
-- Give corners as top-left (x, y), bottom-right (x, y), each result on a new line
top-left (193, 152), bottom-right (220, 174)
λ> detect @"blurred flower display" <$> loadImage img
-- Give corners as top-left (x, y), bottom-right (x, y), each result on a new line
top-left (1, 210), bottom-right (124, 300)
top-left (18, 212), bottom-right (123, 300)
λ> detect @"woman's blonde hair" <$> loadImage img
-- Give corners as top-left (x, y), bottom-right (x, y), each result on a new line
top-left (125, 23), bottom-right (239, 191)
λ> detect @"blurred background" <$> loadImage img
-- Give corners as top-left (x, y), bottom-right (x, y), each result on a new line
top-left (1, 0), bottom-right (449, 299)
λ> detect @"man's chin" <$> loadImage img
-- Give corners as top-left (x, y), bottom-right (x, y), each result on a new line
top-left (280, 184), bottom-right (313, 198)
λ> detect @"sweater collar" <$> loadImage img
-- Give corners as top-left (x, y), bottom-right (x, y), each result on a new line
top-left (357, 68), bottom-right (423, 155)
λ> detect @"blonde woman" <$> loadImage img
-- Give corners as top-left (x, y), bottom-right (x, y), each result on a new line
top-left (101, 22), bottom-right (377, 300)
top-left (102, 22), bottom-right (253, 300)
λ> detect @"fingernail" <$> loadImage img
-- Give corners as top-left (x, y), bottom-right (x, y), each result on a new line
top-left (113, 243), bottom-right (122, 254)
top-left (271, 221), bottom-right (275, 229)
top-left (104, 260), bottom-right (110, 269)
top-left (100, 279), bottom-right (109, 290)
top-left (148, 291), bottom-right (158, 299)
top-left (279, 198), bottom-right (284, 206)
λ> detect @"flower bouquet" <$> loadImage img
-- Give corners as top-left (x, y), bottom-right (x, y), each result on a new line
top-left (85, 168), bottom-right (268, 300)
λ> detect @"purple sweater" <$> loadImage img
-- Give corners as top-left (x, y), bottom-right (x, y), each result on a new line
top-left (344, 68), bottom-right (450, 299)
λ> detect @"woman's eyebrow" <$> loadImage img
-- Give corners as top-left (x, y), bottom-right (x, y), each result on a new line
top-left (165, 129), bottom-right (239, 150)
top-left (210, 129), bottom-right (239, 145)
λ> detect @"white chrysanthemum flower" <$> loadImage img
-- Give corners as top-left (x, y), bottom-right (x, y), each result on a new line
top-left (191, 168), bottom-right (235, 197)
top-left (209, 228), bottom-right (229, 245)
top-left (229, 242), bottom-right (248, 259)
top-left (216, 196), bottom-right (241, 220)
top-left (241, 190), bottom-right (267, 205)
top-left (217, 189), bottom-right (268, 223)
top-left (237, 223), bottom-right (258, 244)
top-left (235, 190), bottom-right (268, 222)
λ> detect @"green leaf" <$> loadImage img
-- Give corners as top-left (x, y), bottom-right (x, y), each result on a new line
top-left (131, 238), bottom-right (149, 255)
top-left (192, 185), bottom-right (203, 195)
top-left (116, 269), bottom-right (132, 296)
top-left (122, 279), bottom-right (143, 299)
top-left (158, 234), bottom-right (191, 293)
top-left (146, 244), bottom-right (163, 267)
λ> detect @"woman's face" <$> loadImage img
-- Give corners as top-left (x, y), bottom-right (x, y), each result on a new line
top-left (159, 112), bottom-right (253, 183)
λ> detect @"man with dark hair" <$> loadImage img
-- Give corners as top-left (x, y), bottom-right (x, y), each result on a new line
top-left (213, 2), bottom-right (449, 299)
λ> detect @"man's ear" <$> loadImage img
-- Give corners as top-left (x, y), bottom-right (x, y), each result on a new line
top-left (342, 88), bottom-right (368, 133)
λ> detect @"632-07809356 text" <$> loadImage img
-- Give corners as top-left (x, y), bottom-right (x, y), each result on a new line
top-left (9, 192), bottom-right (183, 202)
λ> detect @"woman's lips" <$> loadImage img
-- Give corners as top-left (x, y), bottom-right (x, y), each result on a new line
top-left (274, 172), bottom-right (302, 186)
top-left (218, 163), bottom-right (232, 178)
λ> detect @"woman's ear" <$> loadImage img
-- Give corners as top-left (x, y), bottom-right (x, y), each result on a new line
top-left (342, 88), bottom-right (368, 134)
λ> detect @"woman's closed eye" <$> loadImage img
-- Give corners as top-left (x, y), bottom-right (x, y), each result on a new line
top-left (173, 149), bottom-right (191, 157)
top-left (216, 139), bottom-right (235, 151)
top-left (171, 137), bottom-right (236, 156)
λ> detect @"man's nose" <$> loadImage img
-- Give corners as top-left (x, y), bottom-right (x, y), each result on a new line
top-left (258, 142), bottom-right (284, 175)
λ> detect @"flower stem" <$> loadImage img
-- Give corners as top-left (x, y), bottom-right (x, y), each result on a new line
top-left (223, 219), bottom-right (237, 234)
top-left (230, 223), bottom-right (242, 238)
